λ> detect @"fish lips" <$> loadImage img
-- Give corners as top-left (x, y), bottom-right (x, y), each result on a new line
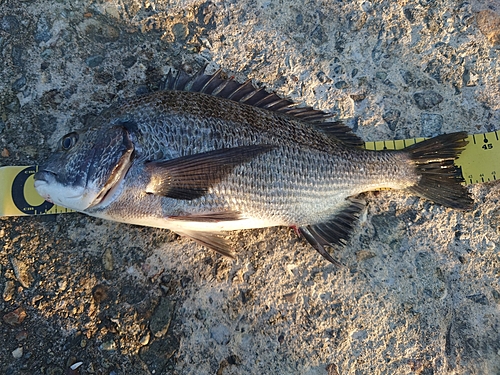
top-left (34, 168), bottom-right (87, 208)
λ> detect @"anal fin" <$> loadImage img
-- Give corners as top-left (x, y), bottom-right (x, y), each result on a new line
top-left (299, 199), bottom-right (366, 266)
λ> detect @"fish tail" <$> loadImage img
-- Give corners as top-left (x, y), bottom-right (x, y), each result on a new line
top-left (405, 132), bottom-right (473, 210)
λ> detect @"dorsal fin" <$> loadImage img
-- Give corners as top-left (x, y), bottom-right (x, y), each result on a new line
top-left (162, 68), bottom-right (363, 147)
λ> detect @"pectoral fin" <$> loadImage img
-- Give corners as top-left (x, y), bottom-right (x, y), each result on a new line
top-left (145, 145), bottom-right (273, 200)
top-left (299, 199), bottom-right (366, 266)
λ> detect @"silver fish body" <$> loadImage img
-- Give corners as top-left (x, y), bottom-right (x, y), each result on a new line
top-left (34, 70), bottom-right (472, 264)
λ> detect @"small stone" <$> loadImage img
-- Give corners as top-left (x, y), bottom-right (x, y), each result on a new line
top-left (420, 113), bottom-right (443, 137)
top-left (12, 347), bottom-right (23, 359)
top-left (0, 15), bottom-right (19, 33)
top-left (16, 331), bottom-right (28, 341)
top-left (210, 324), bottom-right (231, 345)
top-left (100, 340), bottom-right (116, 351)
top-left (35, 16), bottom-right (52, 43)
top-left (3, 306), bottom-right (27, 325)
top-left (382, 109), bottom-right (401, 131)
top-left (334, 80), bottom-right (348, 89)
top-left (311, 25), bottom-right (326, 45)
top-left (5, 97), bottom-right (20, 113)
top-left (467, 293), bottom-right (489, 305)
top-left (139, 332), bottom-right (150, 346)
top-left (351, 330), bottom-right (368, 340)
top-left (80, 337), bottom-right (87, 348)
top-left (150, 298), bottom-right (175, 338)
top-left (172, 23), bottom-right (188, 41)
top-left (12, 76), bottom-right (26, 91)
top-left (477, 10), bottom-right (500, 46)
top-left (3, 280), bottom-right (15, 301)
top-left (122, 55), bottom-right (137, 69)
top-left (102, 248), bottom-right (114, 271)
top-left (83, 20), bottom-right (120, 43)
top-left (92, 284), bottom-right (108, 304)
top-left (11, 45), bottom-right (24, 68)
top-left (355, 250), bottom-right (377, 261)
top-left (413, 90), bottom-right (443, 109)
top-left (283, 292), bottom-right (297, 303)
top-left (10, 257), bottom-right (33, 288)
top-left (85, 55), bottom-right (104, 68)
top-left (1, 148), bottom-right (9, 157)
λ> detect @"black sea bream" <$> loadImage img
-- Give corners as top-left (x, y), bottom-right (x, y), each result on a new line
top-left (34, 69), bottom-right (473, 265)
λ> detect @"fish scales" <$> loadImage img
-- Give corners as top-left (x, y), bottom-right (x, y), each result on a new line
top-left (34, 69), bottom-right (473, 264)
top-left (100, 91), bottom-right (416, 224)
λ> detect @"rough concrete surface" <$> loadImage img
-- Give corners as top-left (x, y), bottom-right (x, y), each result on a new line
top-left (1, 0), bottom-right (500, 374)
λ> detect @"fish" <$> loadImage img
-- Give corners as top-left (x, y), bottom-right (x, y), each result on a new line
top-left (34, 68), bottom-right (473, 265)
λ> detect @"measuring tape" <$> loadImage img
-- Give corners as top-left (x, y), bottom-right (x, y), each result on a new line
top-left (1, 131), bottom-right (499, 217)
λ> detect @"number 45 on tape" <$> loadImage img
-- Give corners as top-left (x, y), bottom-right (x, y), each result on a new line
top-left (1, 131), bottom-right (499, 217)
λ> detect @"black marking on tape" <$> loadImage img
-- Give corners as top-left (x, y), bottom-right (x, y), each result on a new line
top-left (11, 166), bottom-right (54, 215)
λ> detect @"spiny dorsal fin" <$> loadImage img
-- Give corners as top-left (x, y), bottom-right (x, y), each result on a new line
top-left (162, 68), bottom-right (363, 147)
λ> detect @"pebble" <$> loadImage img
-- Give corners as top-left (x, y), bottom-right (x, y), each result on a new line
top-left (355, 250), bottom-right (377, 261)
top-left (122, 55), bottom-right (137, 69)
top-left (82, 19), bottom-right (120, 43)
top-left (0, 15), bottom-right (19, 33)
top-left (3, 280), bottom-right (16, 301)
top-left (139, 332), bottom-right (150, 346)
top-left (334, 80), bottom-right (348, 89)
top-left (35, 16), bottom-right (52, 43)
top-left (420, 113), bottom-right (443, 137)
top-left (12, 75), bottom-right (26, 91)
top-left (150, 298), bottom-right (175, 338)
top-left (1, 148), bottom-right (9, 157)
top-left (85, 55), bottom-right (104, 68)
top-left (382, 109), bottom-right (401, 131)
top-left (102, 248), bottom-right (114, 271)
top-left (12, 347), bottom-right (23, 359)
top-left (11, 45), bottom-right (24, 67)
top-left (3, 306), bottom-right (27, 325)
top-left (467, 293), bottom-right (488, 305)
top-left (15, 331), bottom-right (28, 341)
top-left (311, 25), bottom-right (326, 46)
top-left (172, 23), bottom-right (188, 42)
top-left (100, 340), bottom-right (117, 351)
top-left (476, 10), bottom-right (500, 46)
top-left (351, 330), bottom-right (368, 340)
top-left (210, 324), bottom-right (231, 345)
top-left (10, 257), bottom-right (33, 288)
top-left (413, 90), bottom-right (443, 110)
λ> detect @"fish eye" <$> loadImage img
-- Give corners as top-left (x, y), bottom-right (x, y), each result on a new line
top-left (60, 132), bottom-right (79, 151)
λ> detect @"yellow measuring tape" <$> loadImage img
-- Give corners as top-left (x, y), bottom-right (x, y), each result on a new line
top-left (1, 131), bottom-right (499, 217)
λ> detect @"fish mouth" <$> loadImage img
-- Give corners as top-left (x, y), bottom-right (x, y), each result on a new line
top-left (88, 133), bottom-right (135, 209)
top-left (34, 169), bottom-right (86, 206)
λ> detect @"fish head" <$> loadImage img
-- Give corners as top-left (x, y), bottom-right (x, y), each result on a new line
top-left (34, 124), bottom-right (135, 211)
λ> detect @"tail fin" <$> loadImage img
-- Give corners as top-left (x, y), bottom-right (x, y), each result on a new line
top-left (405, 132), bottom-right (473, 210)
